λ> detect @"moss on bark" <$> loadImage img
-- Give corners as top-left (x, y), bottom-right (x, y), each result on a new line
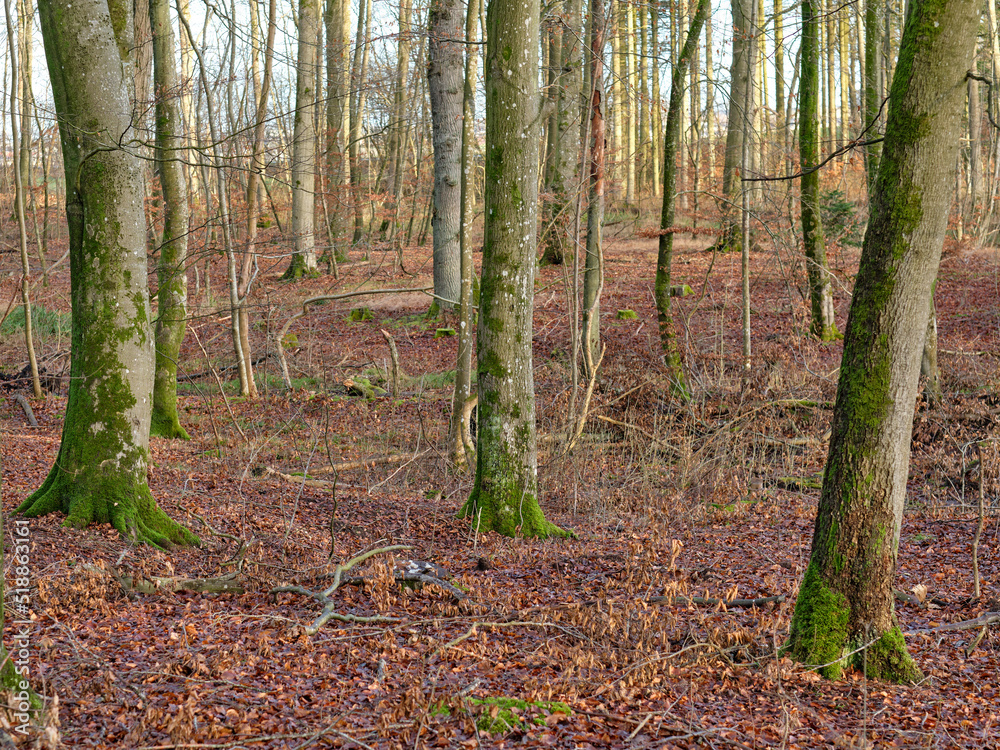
top-left (784, 562), bottom-right (850, 678)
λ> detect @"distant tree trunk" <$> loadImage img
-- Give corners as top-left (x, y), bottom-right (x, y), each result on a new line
top-left (150, 0), bottom-right (191, 438)
top-left (800, 0), bottom-right (839, 341)
top-left (6, 0), bottom-right (41, 399)
top-left (325, 0), bottom-right (350, 263)
top-left (610, 9), bottom-right (624, 204)
top-left (540, 0), bottom-right (582, 266)
top-left (716, 0), bottom-right (752, 252)
top-left (581, 0), bottom-right (605, 373)
top-left (459, 0), bottom-right (569, 538)
top-left (785, 0), bottom-right (977, 681)
top-left (382, 0), bottom-right (413, 239)
top-left (656, 0), bottom-right (708, 399)
top-left (286, 0), bottom-right (321, 278)
top-left (428, 0), bottom-right (463, 309)
top-left (921, 293), bottom-right (941, 406)
top-left (448, 0), bottom-right (479, 469)
top-left (864, 0), bottom-right (881, 193)
top-left (350, 0), bottom-right (372, 244)
top-left (239, 0), bottom-right (277, 400)
top-left (20, 0), bottom-right (197, 548)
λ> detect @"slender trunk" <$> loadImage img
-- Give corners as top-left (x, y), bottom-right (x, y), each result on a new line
top-left (5, 0), bottom-right (41, 399)
top-left (656, 0), bottom-right (708, 398)
top-left (150, 0), bottom-right (194, 437)
top-left (286, 0), bottom-right (321, 277)
top-left (801, 0), bottom-right (839, 341)
top-left (448, 0), bottom-right (480, 469)
top-left (582, 0), bottom-right (606, 373)
top-left (350, 0), bottom-right (371, 244)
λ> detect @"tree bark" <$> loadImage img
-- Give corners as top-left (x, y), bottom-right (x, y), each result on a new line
top-left (786, 0), bottom-right (978, 681)
top-left (19, 0), bottom-right (198, 548)
top-left (150, 0), bottom-right (192, 438)
top-left (800, 0), bottom-right (839, 341)
top-left (581, 0), bottom-right (605, 376)
top-left (286, 0), bottom-right (321, 278)
top-left (656, 0), bottom-right (708, 399)
top-left (459, 0), bottom-right (569, 538)
top-left (427, 0), bottom-right (464, 308)
top-left (447, 0), bottom-right (480, 469)
top-left (716, 0), bottom-right (752, 252)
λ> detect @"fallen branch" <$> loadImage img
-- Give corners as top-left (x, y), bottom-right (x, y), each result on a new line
top-left (264, 450), bottom-right (432, 486)
top-left (124, 572), bottom-right (245, 595)
top-left (12, 393), bottom-right (37, 426)
top-left (271, 545), bottom-right (418, 634)
top-left (592, 414), bottom-right (679, 456)
top-left (905, 611), bottom-right (1000, 635)
top-left (648, 593), bottom-right (786, 608)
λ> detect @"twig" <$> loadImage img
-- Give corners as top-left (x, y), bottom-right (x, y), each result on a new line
top-left (973, 442), bottom-right (986, 599)
top-left (592, 414), bottom-right (679, 455)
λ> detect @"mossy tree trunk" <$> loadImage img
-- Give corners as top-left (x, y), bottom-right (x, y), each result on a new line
top-left (800, 0), bottom-right (838, 341)
top-left (459, 0), bottom-right (569, 538)
top-left (150, 0), bottom-right (191, 439)
top-left (428, 0), bottom-right (463, 309)
top-left (18, 0), bottom-right (198, 549)
top-left (540, 0), bottom-right (582, 266)
top-left (786, 0), bottom-right (978, 681)
top-left (655, 0), bottom-right (708, 400)
top-left (286, 0), bottom-right (320, 278)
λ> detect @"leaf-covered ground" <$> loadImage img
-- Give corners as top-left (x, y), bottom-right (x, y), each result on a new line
top-left (1, 213), bottom-right (998, 748)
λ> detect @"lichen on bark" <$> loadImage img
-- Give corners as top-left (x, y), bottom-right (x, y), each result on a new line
top-left (21, 0), bottom-right (197, 549)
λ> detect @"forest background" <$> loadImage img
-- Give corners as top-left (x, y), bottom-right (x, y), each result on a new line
top-left (0, 0), bottom-right (998, 746)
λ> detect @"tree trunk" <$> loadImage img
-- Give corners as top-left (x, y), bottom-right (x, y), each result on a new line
top-left (716, 0), bottom-right (752, 252)
top-left (447, 0), bottom-right (480, 469)
top-left (350, 0), bottom-right (372, 244)
top-left (150, 0), bottom-right (191, 439)
top-left (325, 0), bottom-right (350, 262)
top-left (863, 0), bottom-right (881, 193)
top-left (800, 0), bottom-right (839, 341)
top-left (20, 0), bottom-right (197, 548)
top-left (581, 0), bottom-right (605, 373)
top-left (656, 0), bottom-right (708, 399)
top-left (459, 0), bottom-right (569, 539)
top-left (286, 0), bottom-right (321, 278)
top-left (785, 0), bottom-right (978, 681)
top-left (428, 0), bottom-right (464, 308)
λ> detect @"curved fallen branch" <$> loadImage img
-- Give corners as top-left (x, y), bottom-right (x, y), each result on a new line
top-left (648, 593), bottom-right (786, 608)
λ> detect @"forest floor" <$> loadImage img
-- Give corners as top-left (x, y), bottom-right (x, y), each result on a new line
top-left (1, 208), bottom-right (999, 749)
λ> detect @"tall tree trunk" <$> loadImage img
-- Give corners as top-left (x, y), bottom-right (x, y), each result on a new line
top-left (428, 0), bottom-right (464, 307)
top-left (350, 0), bottom-right (372, 244)
top-left (716, 0), bottom-right (752, 252)
top-left (448, 0), bottom-right (480, 469)
top-left (150, 0), bottom-right (192, 438)
top-left (800, 0), bottom-right (839, 340)
top-left (540, 0), bottom-right (582, 265)
top-left (863, 0), bottom-right (882, 193)
top-left (20, 0), bottom-right (197, 548)
top-left (656, 0), bottom-right (708, 398)
top-left (286, 0), bottom-right (321, 278)
top-left (581, 0), bottom-right (606, 372)
top-left (325, 0), bottom-right (350, 262)
top-left (239, 0), bottom-right (277, 400)
top-left (786, 0), bottom-right (978, 681)
top-left (459, 0), bottom-right (569, 539)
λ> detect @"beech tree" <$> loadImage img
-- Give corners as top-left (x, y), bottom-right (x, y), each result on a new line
top-left (799, 0), bottom-right (838, 340)
top-left (18, 0), bottom-right (197, 547)
top-left (427, 0), bottom-right (463, 309)
top-left (785, 0), bottom-right (978, 681)
top-left (286, 0), bottom-right (321, 278)
top-left (150, 0), bottom-right (191, 438)
top-left (459, 0), bottom-right (569, 538)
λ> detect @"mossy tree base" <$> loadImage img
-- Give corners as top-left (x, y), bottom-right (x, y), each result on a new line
top-left (459, 490), bottom-right (574, 539)
top-left (150, 410), bottom-right (191, 440)
top-left (18, 465), bottom-right (198, 549)
top-left (786, 565), bottom-right (922, 683)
